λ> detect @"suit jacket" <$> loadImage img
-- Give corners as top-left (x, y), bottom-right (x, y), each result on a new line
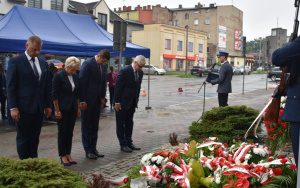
top-left (6, 54), bottom-right (51, 114)
top-left (107, 72), bottom-right (118, 87)
top-left (52, 69), bottom-right (79, 111)
top-left (272, 36), bottom-right (300, 122)
top-left (79, 57), bottom-right (106, 105)
top-left (114, 65), bottom-right (143, 110)
top-left (211, 61), bottom-right (233, 93)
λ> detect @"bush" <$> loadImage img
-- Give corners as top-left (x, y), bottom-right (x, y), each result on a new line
top-left (189, 105), bottom-right (260, 142)
top-left (0, 157), bottom-right (87, 188)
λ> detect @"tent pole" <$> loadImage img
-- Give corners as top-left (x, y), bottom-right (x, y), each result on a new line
top-left (145, 57), bottom-right (151, 110)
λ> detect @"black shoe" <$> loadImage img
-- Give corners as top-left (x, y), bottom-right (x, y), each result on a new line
top-left (86, 152), bottom-right (97, 159)
top-left (128, 144), bottom-right (141, 150)
top-left (120, 146), bottom-right (133, 153)
top-left (92, 150), bottom-right (104, 158)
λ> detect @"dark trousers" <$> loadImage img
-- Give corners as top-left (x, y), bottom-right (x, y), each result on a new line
top-left (218, 93), bottom-right (228, 107)
top-left (109, 86), bottom-right (115, 107)
top-left (57, 109), bottom-right (77, 156)
top-left (16, 112), bottom-right (44, 160)
top-left (290, 122), bottom-right (300, 167)
top-left (81, 99), bottom-right (101, 153)
top-left (0, 94), bottom-right (6, 118)
top-left (116, 104), bottom-right (135, 147)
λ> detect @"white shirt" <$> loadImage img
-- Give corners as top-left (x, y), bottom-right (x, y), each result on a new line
top-left (68, 75), bottom-right (75, 92)
top-left (25, 51), bottom-right (41, 80)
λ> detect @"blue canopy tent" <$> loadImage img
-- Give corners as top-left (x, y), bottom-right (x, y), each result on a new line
top-left (0, 5), bottom-right (150, 58)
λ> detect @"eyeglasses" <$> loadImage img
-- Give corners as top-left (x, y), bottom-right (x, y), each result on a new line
top-left (136, 62), bottom-right (144, 68)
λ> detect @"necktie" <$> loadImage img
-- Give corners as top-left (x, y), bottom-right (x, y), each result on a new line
top-left (31, 58), bottom-right (39, 81)
top-left (99, 65), bottom-right (102, 78)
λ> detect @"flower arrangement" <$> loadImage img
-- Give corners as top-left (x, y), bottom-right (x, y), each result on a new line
top-left (264, 96), bottom-right (291, 155)
top-left (118, 139), bottom-right (297, 188)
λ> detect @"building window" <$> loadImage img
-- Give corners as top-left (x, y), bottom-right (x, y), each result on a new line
top-left (194, 19), bottom-right (198, 25)
top-left (185, 13), bottom-right (189, 20)
top-left (206, 9), bottom-right (211, 12)
top-left (177, 40), bottom-right (183, 51)
top-left (207, 32), bottom-right (210, 39)
top-left (51, 0), bottom-right (63, 11)
top-left (198, 44), bottom-right (203, 52)
top-left (188, 42), bottom-right (193, 52)
top-left (28, 0), bottom-right (42, 8)
top-left (174, 20), bottom-right (179, 26)
top-left (165, 39), bottom-right (171, 49)
top-left (207, 47), bottom-right (210, 53)
top-left (168, 20), bottom-right (172, 25)
top-left (98, 13), bottom-right (107, 30)
top-left (205, 18), bottom-right (210, 25)
top-left (194, 10), bottom-right (199, 13)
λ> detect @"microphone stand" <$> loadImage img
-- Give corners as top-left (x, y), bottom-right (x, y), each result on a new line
top-left (197, 81), bottom-right (206, 122)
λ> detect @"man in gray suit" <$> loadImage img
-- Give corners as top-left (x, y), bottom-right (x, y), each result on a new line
top-left (210, 52), bottom-right (233, 107)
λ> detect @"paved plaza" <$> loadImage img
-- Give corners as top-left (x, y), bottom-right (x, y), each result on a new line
top-left (0, 75), bottom-right (276, 183)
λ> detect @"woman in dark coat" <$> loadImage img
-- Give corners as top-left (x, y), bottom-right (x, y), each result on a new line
top-left (52, 56), bottom-right (81, 166)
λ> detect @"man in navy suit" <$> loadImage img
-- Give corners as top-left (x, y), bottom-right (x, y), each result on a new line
top-left (6, 35), bottom-right (52, 160)
top-left (79, 49), bottom-right (110, 159)
top-left (272, 35), bottom-right (300, 167)
top-left (209, 52), bottom-right (233, 107)
top-left (114, 55), bottom-right (145, 152)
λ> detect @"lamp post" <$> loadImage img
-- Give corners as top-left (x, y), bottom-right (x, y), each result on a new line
top-left (185, 25), bottom-right (189, 75)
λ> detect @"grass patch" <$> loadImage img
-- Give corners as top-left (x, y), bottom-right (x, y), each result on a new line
top-left (252, 71), bottom-right (267, 74)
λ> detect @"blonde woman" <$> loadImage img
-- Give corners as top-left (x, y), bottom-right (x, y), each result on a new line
top-left (52, 56), bottom-right (81, 166)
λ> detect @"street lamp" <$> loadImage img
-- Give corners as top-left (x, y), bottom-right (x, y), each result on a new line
top-left (185, 13), bottom-right (189, 75)
top-left (185, 25), bottom-right (189, 75)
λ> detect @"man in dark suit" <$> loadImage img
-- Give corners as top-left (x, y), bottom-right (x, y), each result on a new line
top-left (272, 35), bottom-right (300, 167)
top-left (79, 49), bottom-right (110, 159)
top-left (114, 55), bottom-right (145, 152)
top-left (6, 35), bottom-right (52, 160)
top-left (210, 52), bottom-right (233, 107)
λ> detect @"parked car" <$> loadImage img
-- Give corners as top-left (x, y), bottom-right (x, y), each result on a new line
top-left (267, 67), bottom-right (282, 81)
top-left (190, 66), bottom-right (202, 77)
top-left (239, 65), bottom-right (251, 75)
top-left (232, 66), bottom-right (242, 75)
top-left (256, 67), bottom-right (263, 71)
top-left (142, 64), bottom-right (166, 75)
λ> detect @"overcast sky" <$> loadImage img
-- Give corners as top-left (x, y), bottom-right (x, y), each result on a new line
top-left (77, 0), bottom-right (296, 41)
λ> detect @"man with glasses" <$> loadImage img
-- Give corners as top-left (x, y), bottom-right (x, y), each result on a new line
top-left (79, 49), bottom-right (110, 159)
top-left (210, 52), bottom-right (233, 107)
top-left (114, 55), bottom-right (145, 152)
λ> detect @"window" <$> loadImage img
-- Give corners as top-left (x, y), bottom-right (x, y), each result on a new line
top-left (188, 42), bottom-right (193, 52)
top-left (51, 0), bottom-right (63, 11)
top-left (165, 39), bottom-right (171, 49)
top-left (207, 32), bottom-right (210, 39)
top-left (205, 18), bottom-right (210, 25)
top-left (194, 10), bottom-right (199, 13)
top-left (174, 20), bottom-right (179, 26)
top-left (198, 44), bottom-right (203, 52)
top-left (177, 40), bottom-right (183, 51)
top-left (28, 0), bottom-right (42, 8)
top-left (206, 9), bottom-right (211, 12)
top-left (185, 13), bottom-right (189, 20)
top-left (98, 13), bottom-right (107, 30)
top-left (207, 47), bottom-right (210, 53)
top-left (194, 19), bottom-right (198, 25)
top-left (168, 20), bottom-right (172, 25)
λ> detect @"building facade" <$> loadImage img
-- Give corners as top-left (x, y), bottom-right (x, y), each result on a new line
top-left (132, 24), bottom-right (207, 71)
top-left (115, 3), bottom-right (244, 66)
top-left (262, 28), bottom-right (288, 67)
top-left (0, 0), bottom-right (69, 18)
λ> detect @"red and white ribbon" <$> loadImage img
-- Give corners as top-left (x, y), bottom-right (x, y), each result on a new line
top-left (197, 141), bottom-right (223, 148)
top-left (165, 160), bottom-right (191, 188)
top-left (233, 144), bottom-right (254, 164)
top-left (140, 165), bottom-right (162, 183)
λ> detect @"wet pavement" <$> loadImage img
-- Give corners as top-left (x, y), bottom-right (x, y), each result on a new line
top-left (0, 75), bottom-right (281, 183)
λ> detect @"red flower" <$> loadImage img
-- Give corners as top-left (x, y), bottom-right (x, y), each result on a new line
top-left (281, 122), bottom-right (287, 129)
top-left (213, 167), bottom-right (217, 171)
top-left (266, 128), bottom-right (270, 133)
top-left (273, 168), bottom-right (282, 175)
top-left (223, 179), bottom-right (234, 188)
top-left (273, 134), bottom-right (277, 138)
top-left (278, 130), bottom-right (283, 135)
top-left (234, 178), bottom-right (250, 188)
top-left (235, 172), bottom-right (251, 179)
top-left (165, 177), bottom-right (171, 183)
top-left (228, 157), bottom-right (234, 163)
top-left (268, 136), bottom-right (274, 140)
top-left (267, 157), bottom-right (273, 162)
top-left (270, 128), bottom-right (274, 133)
top-left (277, 155), bottom-right (286, 159)
top-left (280, 159), bottom-right (288, 164)
top-left (223, 143), bottom-right (229, 147)
top-left (223, 171), bottom-right (234, 176)
top-left (265, 121), bottom-right (271, 126)
top-left (290, 164), bottom-right (297, 170)
top-left (274, 124), bottom-right (278, 129)
top-left (123, 177), bottom-right (129, 184)
top-left (279, 109), bottom-right (284, 117)
top-left (278, 118), bottom-right (282, 123)
top-left (253, 165), bottom-right (267, 174)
